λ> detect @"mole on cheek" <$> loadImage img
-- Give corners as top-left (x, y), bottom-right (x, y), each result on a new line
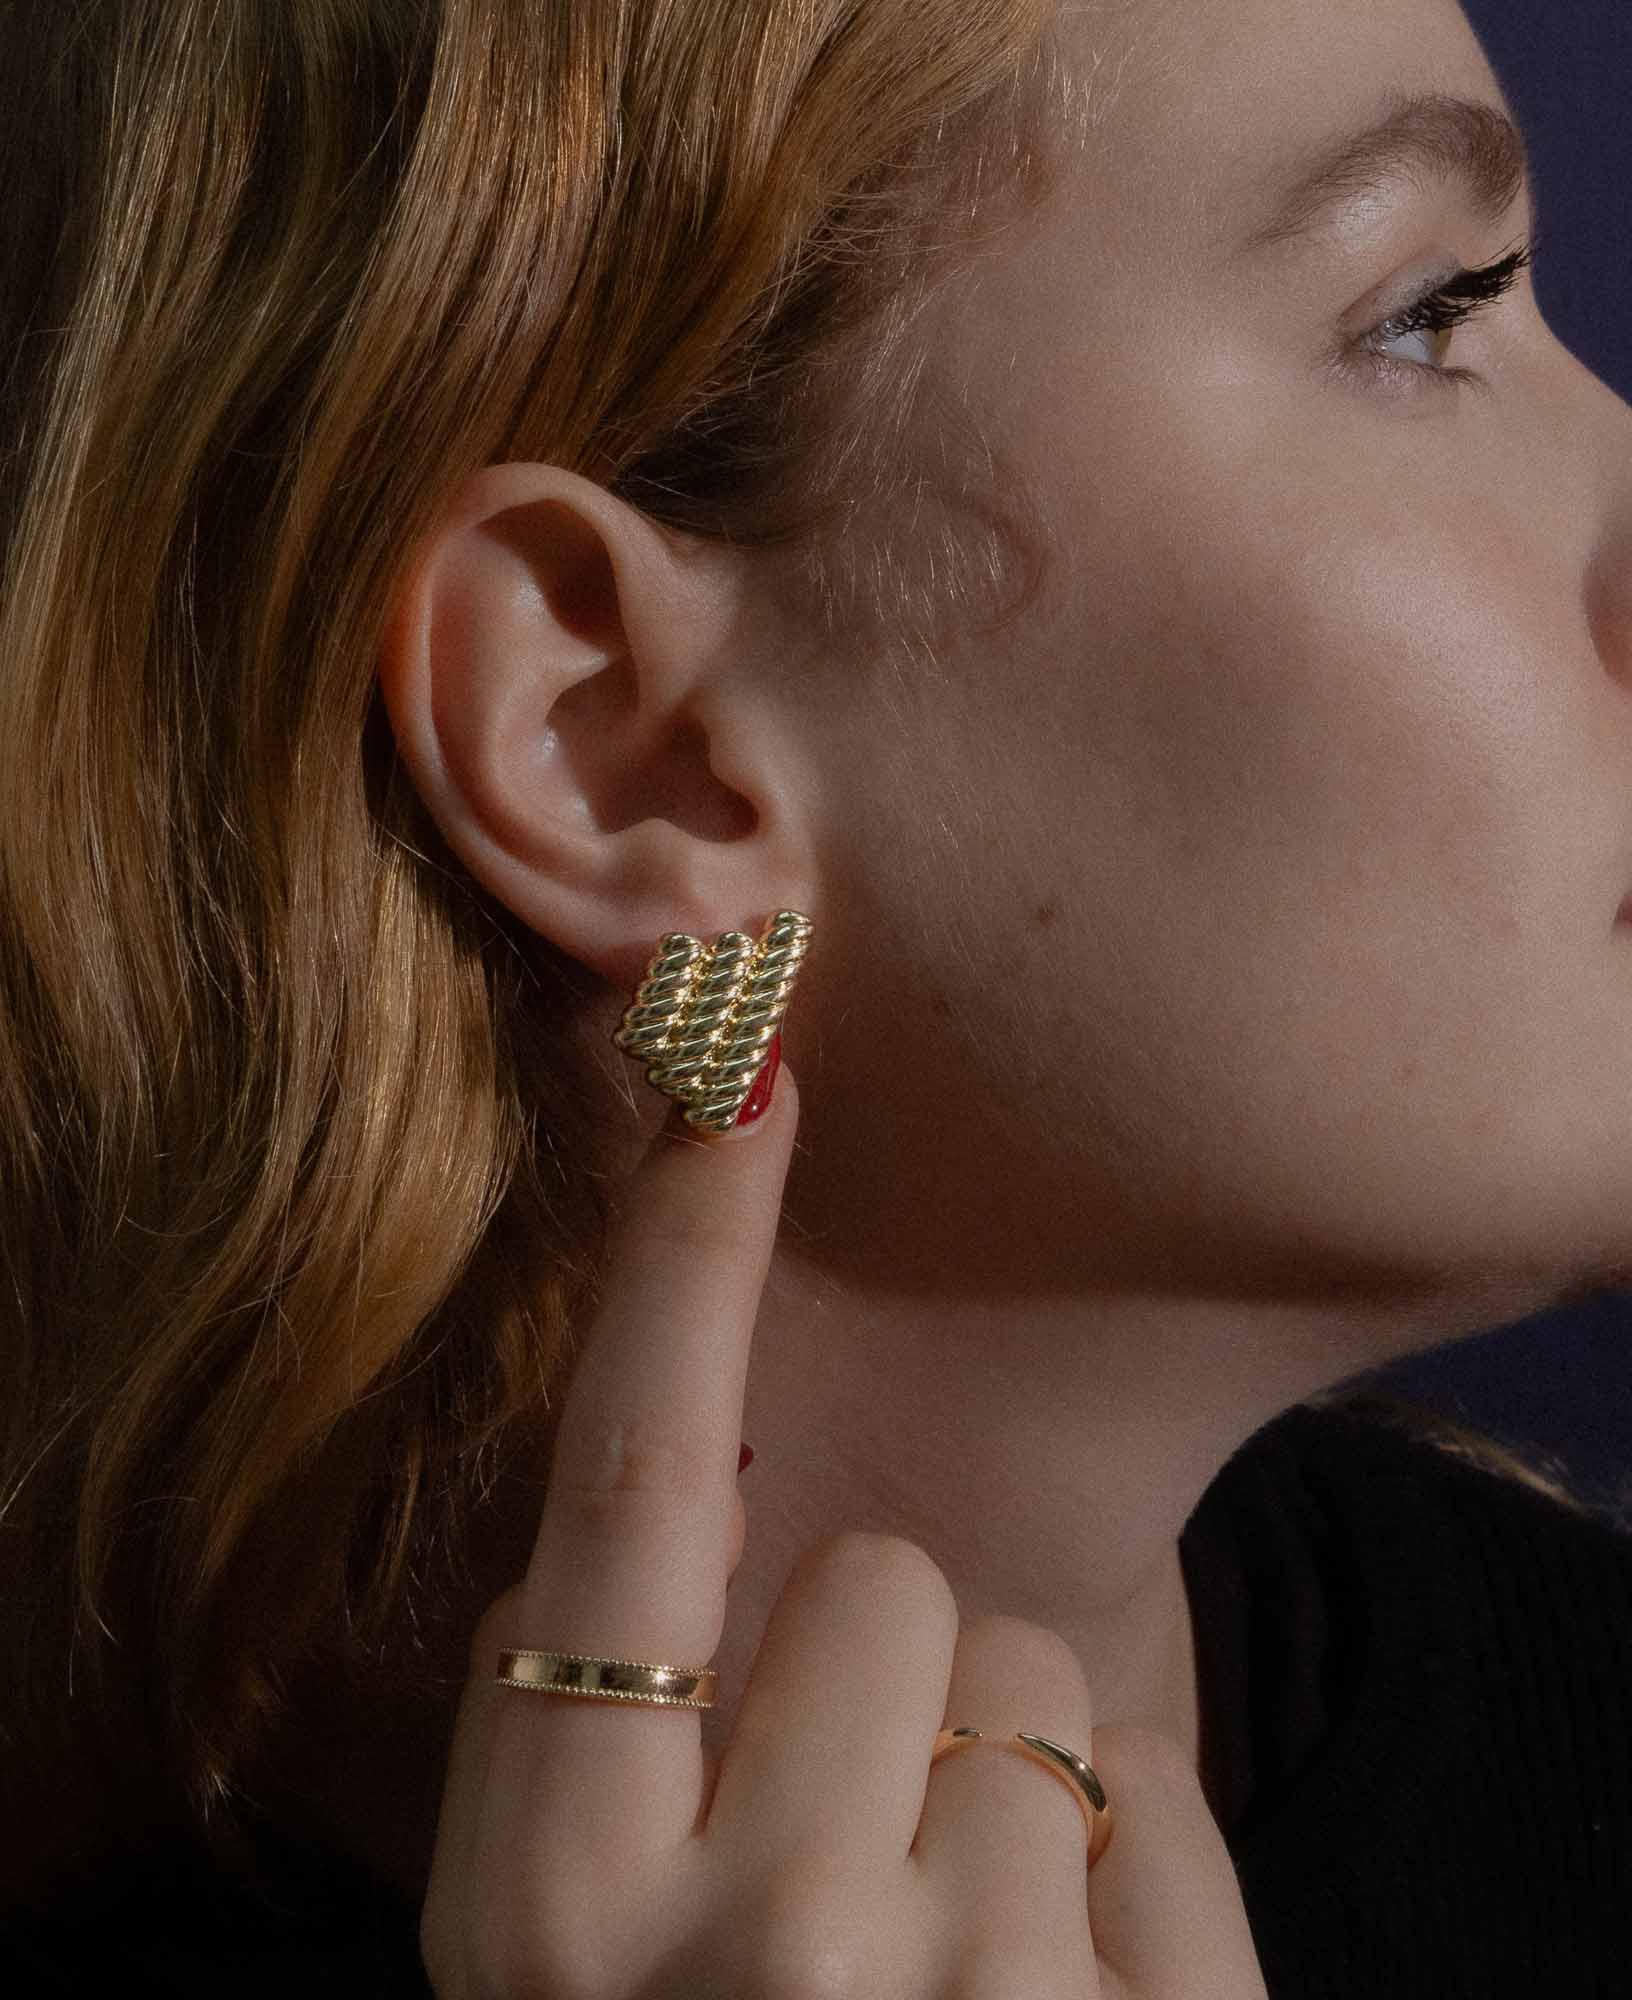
top-left (1035, 902), bottom-right (1058, 929)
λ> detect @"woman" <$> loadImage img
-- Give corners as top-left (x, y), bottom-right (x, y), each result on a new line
top-left (3, 0), bottom-right (1629, 1992)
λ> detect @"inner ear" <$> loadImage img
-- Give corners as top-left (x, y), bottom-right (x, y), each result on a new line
top-left (546, 663), bottom-right (758, 842)
top-left (487, 499), bottom-right (618, 649)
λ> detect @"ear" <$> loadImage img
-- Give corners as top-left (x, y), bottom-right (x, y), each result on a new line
top-left (377, 464), bottom-right (819, 994)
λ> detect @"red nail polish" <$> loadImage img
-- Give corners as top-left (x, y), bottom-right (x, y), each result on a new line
top-left (733, 1032), bottom-right (782, 1128)
top-left (738, 1442), bottom-right (755, 1474)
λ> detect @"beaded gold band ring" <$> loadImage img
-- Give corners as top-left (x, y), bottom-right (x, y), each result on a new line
top-left (930, 1726), bottom-right (1115, 1868)
top-left (491, 1656), bottom-right (1113, 1864)
top-left (495, 1650), bottom-right (719, 1709)
top-left (613, 909), bottom-right (813, 1134)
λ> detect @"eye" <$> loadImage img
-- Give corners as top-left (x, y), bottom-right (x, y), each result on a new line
top-left (1347, 237), bottom-right (1536, 394)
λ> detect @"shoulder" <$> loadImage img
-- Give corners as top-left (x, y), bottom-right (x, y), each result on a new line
top-left (1199, 1390), bottom-right (1632, 1741)
top-left (1269, 1391), bottom-right (1632, 1553)
top-left (1257, 1393), bottom-right (1632, 1746)
top-left (1216, 1391), bottom-right (1632, 1986)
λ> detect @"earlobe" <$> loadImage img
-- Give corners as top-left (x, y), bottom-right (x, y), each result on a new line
top-left (376, 463), bottom-right (818, 992)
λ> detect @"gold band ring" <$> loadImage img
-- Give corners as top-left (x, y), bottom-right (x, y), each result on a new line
top-left (495, 1650), bottom-right (718, 1708)
top-left (930, 1726), bottom-right (1115, 1868)
top-left (491, 1657), bottom-right (1114, 1868)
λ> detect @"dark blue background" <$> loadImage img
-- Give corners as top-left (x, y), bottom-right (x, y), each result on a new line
top-left (1357, 0), bottom-right (1632, 1514)
top-left (1469, 0), bottom-right (1632, 402)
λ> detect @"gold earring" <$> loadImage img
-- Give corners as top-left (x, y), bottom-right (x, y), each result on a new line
top-left (613, 910), bottom-right (813, 1133)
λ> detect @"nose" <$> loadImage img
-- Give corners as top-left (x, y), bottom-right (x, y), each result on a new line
top-left (1557, 340), bottom-right (1632, 679)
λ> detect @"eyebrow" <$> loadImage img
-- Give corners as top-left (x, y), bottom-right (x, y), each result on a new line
top-left (1239, 91), bottom-right (1534, 254)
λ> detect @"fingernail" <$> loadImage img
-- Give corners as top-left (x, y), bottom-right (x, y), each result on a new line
top-left (738, 1442), bottom-right (755, 1475)
top-left (733, 1032), bottom-right (782, 1130)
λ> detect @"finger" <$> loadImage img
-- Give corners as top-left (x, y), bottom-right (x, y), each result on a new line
top-left (909, 1615), bottom-right (1101, 1988)
top-left (473, 1064), bottom-right (799, 1883)
top-left (702, 1531), bottom-right (962, 1867)
top-left (425, 1470), bottom-right (752, 1972)
top-left (1084, 1725), bottom-right (1269, 2000)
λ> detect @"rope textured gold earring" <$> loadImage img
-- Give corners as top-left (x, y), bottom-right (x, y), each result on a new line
top-left (613, 910), bottom-right (813, 1133)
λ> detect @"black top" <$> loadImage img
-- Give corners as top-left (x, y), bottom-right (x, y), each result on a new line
top-left (1184, 1400), bottom-right (1632, 1997)
top-left (6, 1400), bottom-right (1631, 1996)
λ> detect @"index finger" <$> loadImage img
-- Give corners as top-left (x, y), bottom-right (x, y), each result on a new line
top-left (481, 1062), bottom-right (800, 1865)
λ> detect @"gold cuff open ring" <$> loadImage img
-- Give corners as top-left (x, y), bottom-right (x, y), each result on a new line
top-left (930, 1726), bottom-right (1115, 1868)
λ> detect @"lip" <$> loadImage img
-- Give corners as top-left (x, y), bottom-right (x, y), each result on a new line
top-left (1618, 896), bottom-right (1632, 928)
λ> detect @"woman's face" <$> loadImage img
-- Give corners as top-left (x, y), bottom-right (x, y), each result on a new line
top-left (787, 0), bottom-right (1632, 1311)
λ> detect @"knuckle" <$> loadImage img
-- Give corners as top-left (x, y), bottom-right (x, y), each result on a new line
top-left (550, 1413), bottom-right (715, 1508)
top-left (541, 1481), bottom-right (678, 1559)
top-left (958, 1611), bottom-right (1086, 1679)
top-left (731, 1856), bottom-right (876, 2000)
top-left (942, 1942), bottom-right (1090, 2000)
top-left (435, 1845), bottom-right (647, 2000)
top-left (1094, 1720), bottom-right (1199, 1794)
top-left (461, 1903), bottom-right (604, 2000)
top-left (797, 1531), bottom-right (956, 1617)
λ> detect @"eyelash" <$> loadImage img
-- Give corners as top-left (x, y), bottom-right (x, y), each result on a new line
top-left (1349, 235), bottom-right (1537, 394)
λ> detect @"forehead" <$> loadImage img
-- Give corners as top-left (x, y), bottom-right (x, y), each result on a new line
top-left (1048, 0), bottom-right (1508, 251)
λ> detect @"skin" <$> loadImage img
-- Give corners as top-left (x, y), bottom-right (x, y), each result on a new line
top-left (285, 0), bottom-right (1632, 1917)
top-left (420, 1078), bottom-right (1270, 1996)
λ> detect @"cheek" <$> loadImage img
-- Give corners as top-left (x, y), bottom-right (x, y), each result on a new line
top-left (933, 467), bottom-right (1632, 1287)
top-left (1105, 465), bottom-right (1597, 959)
top-left (1112, 512), bottom-right (1515, 904)
top-left (1009, 452), bottom-right (1543, 977)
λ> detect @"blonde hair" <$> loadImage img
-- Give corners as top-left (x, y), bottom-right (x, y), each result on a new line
top-left (0, 0), bottom-right (1064, 1884)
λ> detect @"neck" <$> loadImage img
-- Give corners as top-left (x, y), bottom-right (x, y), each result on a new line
top-left (257, 1208), bottom-right (1561, 1908)
top-left (706, 1251), bottom-right (1344, 1777)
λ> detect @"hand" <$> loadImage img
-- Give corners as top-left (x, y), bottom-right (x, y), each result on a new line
top-left (420, 1066), bottom-right (1270, 1998)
